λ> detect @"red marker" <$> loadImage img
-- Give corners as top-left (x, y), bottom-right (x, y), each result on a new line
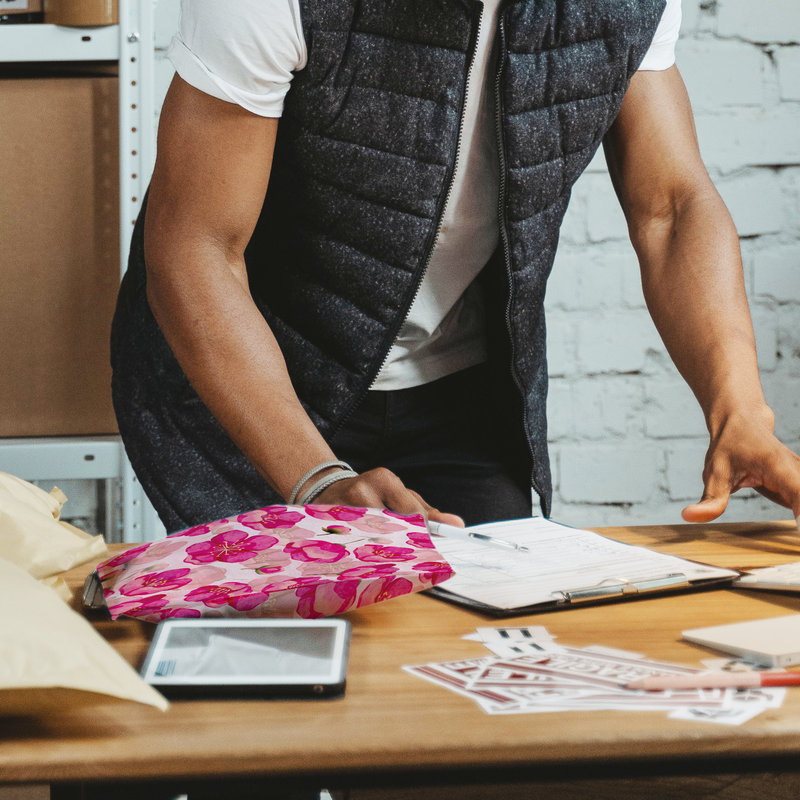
top-left (627, 671), bottom-right (800, 691)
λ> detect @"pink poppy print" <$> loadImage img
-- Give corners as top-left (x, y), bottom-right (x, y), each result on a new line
top-left (184, 530), bottom-right (279, 564)
top-left (184, 565), bottom-right (227, 586)
top-left (352, 544), bottom-right (417, 563)
top-left (337, 564), bottom-right (399, 580)
top-left (97, 503), bottom-right (452, 623)
top-left (119, 568), bottom-right (193, 596)
top-left (357, 576), bottom-right (415, 608)
top-left (285, 539), bottom-right (348, 563)
top-left (100, 544), bottom-right (149, 570)
top-left (350, 514), bottom-right (408, 534)
top-left (383, 510), bottom-right (426, 527)
top-left (132, 538), bottom-right (186, 563)
top-left (296, 579), bottom-right (360, 619)
top-left (147, 606), bottom-right (203, 621)
top-left (413, 562), bottom-right (455, 581)
top-left (405, 531), bottom-right (436, 549)
top-left (184, 582), bottom-right (253, 608)
top-left (304, 505), bottom-right (367, 522)
top-left (107, 593), bottom-right (169, 617)
top-left (180, 523), bottom-right (213, 537)
top-left (237, 507), bottom-right (305, 530)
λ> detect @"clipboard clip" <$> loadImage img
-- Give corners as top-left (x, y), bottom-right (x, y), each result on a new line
top-left (552, 573), bottom-right (689, 604)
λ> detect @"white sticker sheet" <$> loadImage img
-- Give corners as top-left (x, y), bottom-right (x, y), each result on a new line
top-left (404, 626), bottom-right (784, 724)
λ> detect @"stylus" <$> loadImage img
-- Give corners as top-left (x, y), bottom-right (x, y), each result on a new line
top-left (428, 521), bottom-right (531, 553)
top-left (626, 671), bottom-right (800, 690)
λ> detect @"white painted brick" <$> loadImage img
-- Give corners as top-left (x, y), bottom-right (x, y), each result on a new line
top-left (764, 378), bottom-right (800, 440)
top-left (545, 315), bottom-right (577, 377)
top-left (559, 193), bottom-right (587, 245)
top-left (753, 317), bottom-right (779, 371)
top-left (576, 313), bottom-right (664, 374)
top-left (676, 40), bottom-right (764, 109)
top-left (584, 147), bottom-right (608, 174)
top-left (545, 251), bottom-right (624, 310)
top-left (717, 0), bottom-right (800, 44)
top-left (572, 379), bottom-right (643, 440)
top-left (645, 382), bottom-right (708, 439)
top-left (680, 1), bottom-right (701, 34)
top-left (617, 249), bottom-right (647, 309)
top-left (775, 47), bottom-right (800, 101)
top-left (154, 0), bottom-right (181, 50)
top-left (753, 246), bottom-right (800, 302)
top-left (665, 444), bottom-right (709, 501)
top-left (776, 312), bottom-right (800, 374)
top-left (695, 109), bottom-right (800, 173)
top-left (546, 381), bottom-right (574, 441)
top-left (558, 446), bottom-right (662, 504)
top-left (716, 171), bottom-right (784, 238)
top-left (585, 175), bottom-right (628, 242)
top-left (545, 251), bottom-right (581, 309)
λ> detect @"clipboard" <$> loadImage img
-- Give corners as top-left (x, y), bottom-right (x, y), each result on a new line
top-left (426, 518), bottom-right (739, 617)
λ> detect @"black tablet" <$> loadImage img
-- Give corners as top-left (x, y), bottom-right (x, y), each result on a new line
top-left (140, 618), bottom-right (351, 700)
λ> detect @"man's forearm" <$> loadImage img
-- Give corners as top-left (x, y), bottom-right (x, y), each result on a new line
top-left (145, 240), bottom-right (339, 501)
top-left (630, 183), bottom-right (772, 435)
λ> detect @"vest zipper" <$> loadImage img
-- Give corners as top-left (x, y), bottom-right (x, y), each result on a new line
top-left (329, 4), bottom-right (485, 442)
top-left (494, 12), bottom-right (546, 513)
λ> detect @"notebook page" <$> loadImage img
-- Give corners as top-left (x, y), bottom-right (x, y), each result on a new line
top-left (433, 517), bottom-right (737, 610)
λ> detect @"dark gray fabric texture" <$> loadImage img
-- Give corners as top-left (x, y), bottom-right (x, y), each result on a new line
top-left (112, 0), bottom-right (665, 527)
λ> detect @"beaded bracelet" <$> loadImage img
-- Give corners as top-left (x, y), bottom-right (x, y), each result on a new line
top-left (287, 460), bottom-right (355, 505)
top-left (298, 469), bottom-right (359, 505)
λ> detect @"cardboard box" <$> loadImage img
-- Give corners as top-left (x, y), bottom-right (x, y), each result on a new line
top-left (44, 0), bottom-right (116, 26)
top-left (0, 75), bottom-right (120, 436)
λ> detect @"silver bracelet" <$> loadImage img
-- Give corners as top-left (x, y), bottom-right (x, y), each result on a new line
top-left (287, 460), bottom-right (354, 505)
top-left (298, 469), bottom-right (358, 505)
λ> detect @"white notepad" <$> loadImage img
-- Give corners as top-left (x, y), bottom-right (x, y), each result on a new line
top-left (683, 615), bottom-right (800, 668)
top-left (428, 517), bottom-right (738, 615)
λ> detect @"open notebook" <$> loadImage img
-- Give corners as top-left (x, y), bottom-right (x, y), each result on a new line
top-left (427, 517), bottom-right (738, 616)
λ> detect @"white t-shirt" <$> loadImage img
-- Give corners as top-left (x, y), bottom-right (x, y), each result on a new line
top-left (168, 0), bottom-right (681, 391)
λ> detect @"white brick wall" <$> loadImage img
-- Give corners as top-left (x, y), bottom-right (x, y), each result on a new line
top-left (151, 0), bottom-right (800, 528)
top-left (547, 1), bottom-right (800, 527)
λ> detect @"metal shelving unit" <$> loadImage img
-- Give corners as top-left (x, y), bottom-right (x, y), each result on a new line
top-left (0, 1), bottom-right (164, 543)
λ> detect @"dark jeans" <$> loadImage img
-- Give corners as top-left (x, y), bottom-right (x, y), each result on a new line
top-left (331, 363), bottom-right (533, 526)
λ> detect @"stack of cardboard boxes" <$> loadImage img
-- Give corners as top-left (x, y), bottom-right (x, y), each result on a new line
top-left (0, 66), bottom-right (120, 437)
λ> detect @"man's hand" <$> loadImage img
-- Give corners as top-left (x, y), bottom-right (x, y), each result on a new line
top-left (315, 468), bottom-right (466, 528)
top-left (682, 409), bottom-right (800, 524)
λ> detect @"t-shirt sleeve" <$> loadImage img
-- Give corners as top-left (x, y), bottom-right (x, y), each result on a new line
top-left (166, 0), bottom-right (307, 118)
top-left (638, 0), bottom-right (681, 71)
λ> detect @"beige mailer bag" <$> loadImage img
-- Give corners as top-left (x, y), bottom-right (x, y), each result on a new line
top-left (0, 556), bottom-right (168, 713)
top-left (0, 470), bottom-right (107, 599)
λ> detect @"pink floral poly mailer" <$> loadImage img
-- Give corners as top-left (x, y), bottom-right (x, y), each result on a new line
top-left (96, 506), bottom-right (454, 622)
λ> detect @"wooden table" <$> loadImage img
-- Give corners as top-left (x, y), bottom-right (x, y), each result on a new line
top-left (4, 520), bottom-right (800, 800)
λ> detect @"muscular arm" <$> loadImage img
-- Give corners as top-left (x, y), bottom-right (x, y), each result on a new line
top-left (604, 66), bottom-right (800, 524)
top-left (145, 76), bottom-right (463, 524)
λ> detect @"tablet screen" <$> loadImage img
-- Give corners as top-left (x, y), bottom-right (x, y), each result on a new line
top-left (142, 619), bottom-right (349, 686)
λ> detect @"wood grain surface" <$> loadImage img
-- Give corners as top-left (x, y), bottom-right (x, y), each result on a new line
top-left (2, 520), bottom-right (800, 787)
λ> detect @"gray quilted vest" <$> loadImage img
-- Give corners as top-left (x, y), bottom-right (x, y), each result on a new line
top-left (244, 0), bottom-right (665, 515)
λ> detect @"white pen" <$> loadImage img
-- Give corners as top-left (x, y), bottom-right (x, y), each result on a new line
top-left (428, 521), bottom-right (531, 553)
